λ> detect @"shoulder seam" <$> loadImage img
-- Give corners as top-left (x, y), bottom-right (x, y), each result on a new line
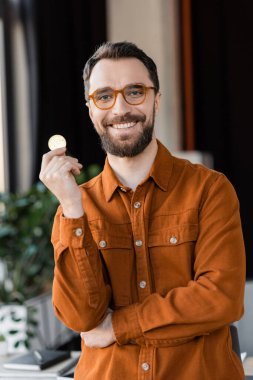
top-left (199, 172), bottom-right (225, 210)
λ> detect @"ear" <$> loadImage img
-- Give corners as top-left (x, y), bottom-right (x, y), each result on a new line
top-left (154, 92), bottom-right (161, 114)
top-left (86, 101), bottom-right (94, 123)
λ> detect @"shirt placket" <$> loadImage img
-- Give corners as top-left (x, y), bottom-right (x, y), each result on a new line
top-left (138, 346), bottom-right (154, 380)
top-left (118, 182), bottom-right (155, 380)
top-left (133, 183), bottom-right (156, 380)
top-left (132, 185), bottom-right (152, 301)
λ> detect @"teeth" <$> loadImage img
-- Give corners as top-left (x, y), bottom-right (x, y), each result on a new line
top-left (111, 122), bottom-right (135, 129)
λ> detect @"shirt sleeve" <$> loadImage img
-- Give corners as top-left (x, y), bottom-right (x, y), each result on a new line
top-left (51, 207), bottom-right (112, 332)
top-left (112, 174), bottom-right (246, 346)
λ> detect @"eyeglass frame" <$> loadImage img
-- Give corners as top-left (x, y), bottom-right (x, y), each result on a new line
top-left (88, 83), bottom-right (156, 110)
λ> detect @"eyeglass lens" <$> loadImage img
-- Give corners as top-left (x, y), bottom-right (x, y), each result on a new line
top-left (93, 84), bottom-right (146, 108)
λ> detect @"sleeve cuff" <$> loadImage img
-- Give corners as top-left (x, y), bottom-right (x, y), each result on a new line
top-left (59, 213), bottom-right (87, 248)
top-left (112, 304), bottom-right (143, 345)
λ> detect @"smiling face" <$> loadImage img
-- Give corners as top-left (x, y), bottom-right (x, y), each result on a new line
top-left (87, 58), bottom-right (161, 157)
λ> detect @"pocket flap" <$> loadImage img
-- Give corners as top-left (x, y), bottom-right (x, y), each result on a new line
top-left (92, 232), bottom-right (132, 249)
top-left (148, 224), bottom-right (198, 247)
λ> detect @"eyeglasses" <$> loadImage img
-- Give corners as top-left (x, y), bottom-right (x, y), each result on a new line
top-left (88, 83), bottom-right (156, 110)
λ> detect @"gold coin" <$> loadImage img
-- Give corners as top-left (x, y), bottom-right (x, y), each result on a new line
top-left (48, 135), bottom-right (67, 150)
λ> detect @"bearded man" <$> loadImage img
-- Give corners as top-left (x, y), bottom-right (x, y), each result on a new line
top-left (40, 41), bottom-right (245, 380)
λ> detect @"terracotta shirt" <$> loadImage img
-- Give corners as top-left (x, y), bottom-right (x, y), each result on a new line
top-left (51, 141), bottom-right (245, 380)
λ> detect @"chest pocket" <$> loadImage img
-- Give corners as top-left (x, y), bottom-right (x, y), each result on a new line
top-left (149, 224), bottom-right (198, 247)
top-left (148, 224), bottom-right (198, 293)
top-left (92, 232), bottom-right (133, 307)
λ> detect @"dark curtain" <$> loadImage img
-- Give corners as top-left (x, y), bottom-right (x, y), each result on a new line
top-left (191, 0), bottom-right (253, 278)
top-left (1, 0), bottom-right (39, 191)
top-left (35, 0), bottom-right (107, 176)
top-left (2, 0), bottom-right (106, 191)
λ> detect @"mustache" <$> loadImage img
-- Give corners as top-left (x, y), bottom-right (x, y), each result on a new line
top-left (104, 114), bottom-right (146, 126)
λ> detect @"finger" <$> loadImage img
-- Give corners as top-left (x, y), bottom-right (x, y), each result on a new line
top-left (46, 160), bottom-right (81, 181)
top-left (42, 156), bottom-right (82, 180)
top-left (80, 333), bottom-right (91, 347)
top-left (71, 163), bottom-right (83, 176)
top-left (55, 159), bottom-right (82, 176)
top-left (43, 155), bottom-right (65, 175)
top-left (59, 161), bottom-right (82, 178)
top-left (48, 155), bottom-right (80, 172)
top-left (40, 147), bottom-right (67, 173)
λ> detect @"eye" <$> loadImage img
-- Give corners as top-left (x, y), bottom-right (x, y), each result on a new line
top-left (130, 90), bottom-right (142, 96)
top-left (126, 86), bottom-right (145, 98)
top-left (97, 94), bottom-right (113, 102)
top-left (94, 88), bottom-right (114, 103)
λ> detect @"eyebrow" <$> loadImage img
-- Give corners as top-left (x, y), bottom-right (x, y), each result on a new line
top-left (92, 82), bottom-right (146, 93)
top-left (94, 86), bottom-right (113, 93)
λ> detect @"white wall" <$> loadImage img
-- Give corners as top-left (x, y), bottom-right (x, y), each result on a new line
top-left (0, 19), bottom-right (9, 192)
top-left (236, 281), bottom-right (253, 356)
top-left (106, 0), bottom-right (182, 151)
top-left (11, 20), bottom-right (34, 192)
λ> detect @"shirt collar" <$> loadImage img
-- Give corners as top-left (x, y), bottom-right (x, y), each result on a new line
top-left (149, 140), bottom-right (173, 191)
top-left (102, 140), bottom-right (173, 202)
top-left (102, 158), bottom-right (121, 202)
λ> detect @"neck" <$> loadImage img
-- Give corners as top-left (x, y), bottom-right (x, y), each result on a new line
top-left (107, 138), bottom-right (158, 190)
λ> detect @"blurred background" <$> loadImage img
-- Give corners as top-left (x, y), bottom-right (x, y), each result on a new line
top-left (0, 0), bottom-right (253, 354)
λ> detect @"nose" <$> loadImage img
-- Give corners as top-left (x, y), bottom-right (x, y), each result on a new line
top-left (112, 92), bottom-right (131, 115)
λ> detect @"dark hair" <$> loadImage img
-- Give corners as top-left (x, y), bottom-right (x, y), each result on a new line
top-left (83, 41), bottom-right (160, 100)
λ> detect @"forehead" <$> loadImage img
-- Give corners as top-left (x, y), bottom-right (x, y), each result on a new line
top-left (89, 58), bottom-right (152, 92)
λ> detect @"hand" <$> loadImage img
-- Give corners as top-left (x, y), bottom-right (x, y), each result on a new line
top-left (39, 147), bottom-right (84, 218)
top-left (80, 310), bottom-right (116, 348)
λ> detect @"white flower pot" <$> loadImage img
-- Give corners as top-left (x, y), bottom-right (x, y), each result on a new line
top-left (0, 340), bottom-right (8, 356)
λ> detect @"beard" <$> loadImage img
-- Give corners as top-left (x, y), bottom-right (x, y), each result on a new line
top-left (96, 108), bottom-right (155, 158)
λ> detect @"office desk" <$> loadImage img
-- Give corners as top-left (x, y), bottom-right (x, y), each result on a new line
top-left (0, 351), bottom-right (79, 379)
top-left (0, 377), bottom-right (52, 380)
top-left (244, 356), bottom-right (253, 378)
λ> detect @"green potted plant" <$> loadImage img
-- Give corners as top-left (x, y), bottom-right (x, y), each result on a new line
top-left (0, 334), bottom-right (7, 356)
top-left (0, 328), bottom-right (7, 356)
top-left (0, 164), bottom-right (101, 351)
top-left (0, 181), bottom-right (59, 351)
top-left (0, 182), bottom-right (58, 304)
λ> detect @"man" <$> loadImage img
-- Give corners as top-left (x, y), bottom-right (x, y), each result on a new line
top-left (40, 42), bottom-right (245, 379)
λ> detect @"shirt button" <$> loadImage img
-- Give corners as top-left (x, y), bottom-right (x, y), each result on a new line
top-left (139, 280), bottom-right (147, 289)
top-left (134, 201), bottom-right (141, 209)
top-left (99, 240), bottom-right (107, 248)
top-left (135, 240), bottom-right (143, 247)
top-left (141, 362), bottom-right (150, 371)
top-left (74, 228), bottom-right (83, 237)
top-left (169, 236), bottom-right (178, 245)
